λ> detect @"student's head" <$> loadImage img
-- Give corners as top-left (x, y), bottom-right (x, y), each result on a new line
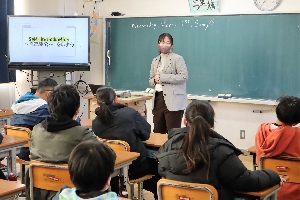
top-left (182, 100), bottom-right (214, 177)
top-left (35, 78), bottom-right (58, 101)
top-left (276, 96), bottom-right (300, 126)
top-left (68, 140), bottom-right (115, 193)
top-left (185, 100), bottom-right (215, 128)
top-left (158, 33), bottom-right (173, 54)
top-left (95, 87), bottom-right (116, 126)
top-left (47, 84), bottom-right (80, 119)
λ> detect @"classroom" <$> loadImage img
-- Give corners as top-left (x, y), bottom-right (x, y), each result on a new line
top-left (0, 0), bottom-right (299, 199)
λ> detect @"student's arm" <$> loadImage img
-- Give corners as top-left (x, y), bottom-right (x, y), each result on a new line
top-left (82, 129), bottom-right (99, 142)
top-left (216, 147), bottom-right (280, 192)
top-left (134, 111), bottom-right (151, 141)
top-left (160, 56), bottom-right (188, 85)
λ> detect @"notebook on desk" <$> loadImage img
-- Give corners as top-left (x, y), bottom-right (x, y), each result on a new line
top-left (88, 84), bottom-right (104, 95)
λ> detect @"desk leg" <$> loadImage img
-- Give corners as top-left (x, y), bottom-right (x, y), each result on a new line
top-left (122, 165), bottom-right (130, 197)
top-left (251, 153), bottom-right (257, 171)
top-left (122, 165), bottom-right (129, 186)
top-left (9, 148), bottom-right (17, 175)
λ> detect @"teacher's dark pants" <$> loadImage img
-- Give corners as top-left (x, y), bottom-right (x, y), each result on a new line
top-left (152, 91), bottom-right (184, 134)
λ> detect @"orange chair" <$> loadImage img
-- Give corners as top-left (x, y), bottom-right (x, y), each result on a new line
top-left (157, 178), bottom-right (218, 200)
top-left (29, 160), bottom-right (74, 200)
top-left (260, 156), bottom-right (300, 184)
top-left (99, 138), bottom-right (154, 200)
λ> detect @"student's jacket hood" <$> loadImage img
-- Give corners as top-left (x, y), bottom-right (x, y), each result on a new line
top-left (41, 113), bottom-right (80, 132)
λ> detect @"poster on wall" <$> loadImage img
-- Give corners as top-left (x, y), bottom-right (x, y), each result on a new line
top-left (188, 0), bottom-right (219, 12)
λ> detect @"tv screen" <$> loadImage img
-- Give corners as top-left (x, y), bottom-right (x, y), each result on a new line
top-left (7, 15), bottom-right (90, 71)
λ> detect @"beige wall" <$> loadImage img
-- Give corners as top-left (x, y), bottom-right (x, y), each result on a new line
top-left (2, 0), bottom-right (298, 149)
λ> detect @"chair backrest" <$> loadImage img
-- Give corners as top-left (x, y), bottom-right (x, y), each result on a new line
top-left (5, 125), bottom-right (32, 147)
top-left (260, 156), bottom-right (300, 184)
top-left (98, 138), bottom-right (130, 152)
top-left (29, 160), bottom-right (74, 195)
top-left (157, 179), bottom-right (218, 200)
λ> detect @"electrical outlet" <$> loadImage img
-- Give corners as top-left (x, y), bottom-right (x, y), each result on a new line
top-left (240, 130), bottom-right (245, 139)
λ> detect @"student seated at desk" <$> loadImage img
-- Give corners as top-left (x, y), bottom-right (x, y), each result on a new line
top-left (26, 84), bottom-right (98, 200)
top-left (10, 78), bottom-right (58, 161)
top-left (53, 140), bottom-right (119, 200)
top-left (156, 100), bottom-right (284, 200)
top-left (92, 87), bottom-right (159, 199)
top-left (255, 95), bottom-right (300, 200)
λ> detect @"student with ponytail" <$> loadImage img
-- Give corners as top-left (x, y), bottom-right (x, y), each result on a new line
top-left (92, 87), bottom-right (159, 199)
top-left (156, 100), bottom-right (284, 200)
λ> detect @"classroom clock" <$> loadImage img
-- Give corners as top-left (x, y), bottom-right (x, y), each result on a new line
top-left (253, 0), bottom-right (282, 11)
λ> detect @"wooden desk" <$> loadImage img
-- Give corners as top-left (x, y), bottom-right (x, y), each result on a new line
top-left (247, 145), bottom-right (257, 170)
top-left (143, 133), bottom-right (168, 158)
top-left (0, 109), bottom-right (13, 129)
top-left (83, 95), bottom-right (152, 119)
top-left (0, 109), bottom-right (13, 118)
top-left (80, 118), bottom-right (92, 128)
top-left (0, 135), bottom-right (29, 174)
top-left (144, 133), bottom-right (168, 148)
top-left (235, 184), bottom-right (280, 200)
top-left (113, 150), bottom-right (140, 185)
top-left (0, 179), bottom-right (25, 200)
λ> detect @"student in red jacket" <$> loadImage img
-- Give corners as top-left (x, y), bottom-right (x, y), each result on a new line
top-left (255, 95), bottom-right (300, 200)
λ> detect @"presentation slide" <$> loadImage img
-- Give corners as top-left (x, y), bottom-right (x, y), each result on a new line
top-left (8, 17), bottom-right (89, 64)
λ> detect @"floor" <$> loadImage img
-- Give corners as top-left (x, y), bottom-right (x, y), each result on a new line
top-left (1, 154), bottom-right (253, 200)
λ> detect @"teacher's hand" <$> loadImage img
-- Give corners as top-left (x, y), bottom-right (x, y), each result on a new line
top-left (155, 73), bottom-right (160, 83)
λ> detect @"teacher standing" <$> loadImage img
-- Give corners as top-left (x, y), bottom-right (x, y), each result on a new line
top-left (149, 33), bottom-right (188, 134)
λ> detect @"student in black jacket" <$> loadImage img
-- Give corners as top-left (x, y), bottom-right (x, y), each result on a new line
top-left (156, 100), bottom-right (286, 200)
top-left (92, 87), bottom-right (159, 199)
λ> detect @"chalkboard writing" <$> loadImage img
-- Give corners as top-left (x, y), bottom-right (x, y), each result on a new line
top-left (105, 14), bottom-right (300, 99)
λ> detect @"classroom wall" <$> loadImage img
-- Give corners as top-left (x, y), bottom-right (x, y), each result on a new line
top-left (8, 0), bottom-right (299, 149)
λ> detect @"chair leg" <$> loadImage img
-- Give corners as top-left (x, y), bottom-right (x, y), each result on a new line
top-left (21, 164), bottom-right (25, 184)
top-left (138, 181), bottom-right (143, 200)
top-left (130, 184), bottom-right (135, 199)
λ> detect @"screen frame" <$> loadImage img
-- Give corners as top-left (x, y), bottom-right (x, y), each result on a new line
top-left (7, 15), bottom-right (90, 71)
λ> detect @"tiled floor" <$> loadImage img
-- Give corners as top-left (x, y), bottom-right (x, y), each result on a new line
top-left (1, 154), bottom-right (253, 200)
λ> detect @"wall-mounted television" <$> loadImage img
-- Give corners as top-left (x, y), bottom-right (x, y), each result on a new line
top-left (7, 15), bottom-right (90, 71)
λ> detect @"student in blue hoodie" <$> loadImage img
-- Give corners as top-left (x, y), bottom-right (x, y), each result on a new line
top-left (53, 140), bottom-right (119, 200)
top-left (10, 78), bottom-right (58, 161)
top-left (11, 78), bottom-right (58, 130)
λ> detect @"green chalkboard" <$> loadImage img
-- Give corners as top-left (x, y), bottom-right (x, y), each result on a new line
top-left (105, 14), bottom-right (300, 100)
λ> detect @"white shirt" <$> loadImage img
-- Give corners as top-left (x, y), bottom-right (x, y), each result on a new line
top-left (155, 53), bottom-right (168, 92)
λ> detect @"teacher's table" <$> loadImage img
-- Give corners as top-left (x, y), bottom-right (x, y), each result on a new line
top-left (0, 135), bottom-right (29, 174)
top-left (144, 133), bottom-right (168, 158)
top-left (84, 95), bottom-right (152, 120)
top-left (113, 150), bottom-right (140, 185)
